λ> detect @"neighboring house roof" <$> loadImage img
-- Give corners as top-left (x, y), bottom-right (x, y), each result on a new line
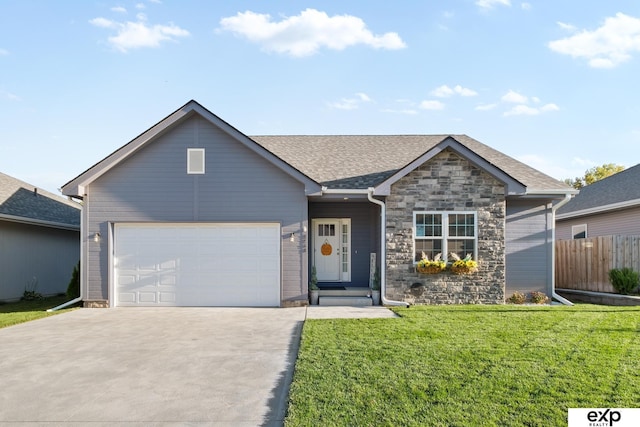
top-left (556, 163), bottom-right (640, 219)
top-left (0, 172), bottom-right (80, 230)
top-left (252, 134), bottom-right (571, 194)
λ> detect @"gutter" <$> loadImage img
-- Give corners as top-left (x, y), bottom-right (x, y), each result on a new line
top-left (549, 193), bottom-right (575, 306)
top-left (366, 189), bottom-right (410, 307)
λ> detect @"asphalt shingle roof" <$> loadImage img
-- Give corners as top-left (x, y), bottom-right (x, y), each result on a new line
top-left (0, 172), bottom-right (80, 227)
top-left (251, 134), bottom-right (570, 191)
top-left (557, 163), bottom-right (640, 215)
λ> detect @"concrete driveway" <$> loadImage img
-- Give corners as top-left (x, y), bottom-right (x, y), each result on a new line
top-left (0, 307), bottom-right (308, 426)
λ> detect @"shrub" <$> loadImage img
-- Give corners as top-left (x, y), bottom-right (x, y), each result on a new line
top-left (22, 277), bottom-right (43, 301)
top-left (530, 291), bottom-right (549, 304)
top-left (507, 291), bottom-right (526, 304)
top-left (67, 261), bottom-right (80, 298)
top-left (608, 268), bottom-right (640, 295)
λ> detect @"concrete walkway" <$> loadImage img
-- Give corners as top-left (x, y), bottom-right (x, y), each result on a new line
top-left (0, 306), bottom-right (396, 426)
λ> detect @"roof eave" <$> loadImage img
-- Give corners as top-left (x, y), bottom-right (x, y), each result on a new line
top-left (556, 197), bottom-right (640, 220)
top-left (0, 213), bottom-right (80, 231)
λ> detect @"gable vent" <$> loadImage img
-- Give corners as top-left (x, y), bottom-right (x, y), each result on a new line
top-left (187, 148), bottom-right (205, 174)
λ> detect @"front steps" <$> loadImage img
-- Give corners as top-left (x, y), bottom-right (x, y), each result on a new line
top-left (318, 287), bottom-right (373, 306)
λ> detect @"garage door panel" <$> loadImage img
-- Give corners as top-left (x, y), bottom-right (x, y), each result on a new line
top-left (115, 223), bottom-right (281, 307)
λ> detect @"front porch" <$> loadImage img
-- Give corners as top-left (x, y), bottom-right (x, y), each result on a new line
top-left (309, 199), bottom-right (381, 306)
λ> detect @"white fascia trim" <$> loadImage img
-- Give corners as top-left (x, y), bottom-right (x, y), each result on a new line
top-left (0, 213), bottom-right (80, 231)
top-left (525, 189), bottom-right (579, 196)
top-left (556, 198), bottom-right (640, 220)
top-left (322, 188), bottom-right (371, 195)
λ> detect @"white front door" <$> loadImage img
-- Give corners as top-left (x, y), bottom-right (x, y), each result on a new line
top-left (312, 219), bottom-right (351, 282)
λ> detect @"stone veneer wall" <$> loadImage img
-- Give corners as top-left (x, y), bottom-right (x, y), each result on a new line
top-left (386, 149), bottom-right (506, 304)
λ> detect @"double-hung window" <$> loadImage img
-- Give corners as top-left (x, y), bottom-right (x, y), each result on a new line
top-left (414, 212), bottom-right (477, 262)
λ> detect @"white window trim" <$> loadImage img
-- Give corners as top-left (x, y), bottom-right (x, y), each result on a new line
top-left (187, 148), bottom-right (205, 174)
top-left (571, 224), bottom-right (587, 240)
top-left (413, 211), bottom-right (478, 263)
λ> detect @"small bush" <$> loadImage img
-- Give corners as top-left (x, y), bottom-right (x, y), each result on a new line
top-left (67, 261), bottom-right (80, 298)
top-left (530, 291), bottom-right (549, 304)
top-left (507, 291), bottom-right (526, 304)
top-left (608, 268), bottom-right (640, 295)
top-left (22, 277), bottom-right (43, 301)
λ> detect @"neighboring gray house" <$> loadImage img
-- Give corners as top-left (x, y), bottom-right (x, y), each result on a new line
top-left (556, 163), bottom-right (640, 240)
top-left (0, 172), bottom-right (80, 301)
top-left (61, 100), bottom-right (575, 307)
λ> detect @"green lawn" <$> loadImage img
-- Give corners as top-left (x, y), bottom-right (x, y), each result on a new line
top-left (285, 305), bottom-right (640, 427)
top-left (0, 295), bottom-right (78, 329)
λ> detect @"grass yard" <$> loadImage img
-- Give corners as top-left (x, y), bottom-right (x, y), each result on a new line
top-left (285, 305), bottom-right (640, 427)
top-left (0, 295), bottom-right (78, 329)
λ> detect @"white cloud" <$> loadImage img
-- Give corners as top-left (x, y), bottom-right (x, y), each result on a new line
top-left (135, 3), bottom-right (145, 10)
top-left (0, 48), bottom-right (9, 55)
top-left (501, 90), bottom-right (528, 104)
top-left (218, 8), bottom-right (406, 57)
top-left (327, 92), bottom-right (372, 110)
top-left (89, 16), bottom-right (189, 52)
top-left (453, 85), bottom-right (478, 96)
top-left (111, 6), bottom-right (127, 13)
top-left (355, 92), bottom-right (371, 102)
top-left (431, 85), bottom-right (454, 98)
top-left (521, 3), bottom-right (531, 10)
top-left (475, 103), bottom-right (497, 111)
top-left (504, 103), bottom-right (559, 116)
top-left (476, 0), bottom-right (511, 9)
top-left (419, 100), bottom-right (445, 110)
top-left (89, 17), bottom-right (116, 29)
top-left (431, 84), bottom-right (477, 98)
top-left (548, 13), bottom-right (640, 68)
top-left (557, 21), bottom-right (577, 32)
top-left (540, 103), bottom-right (559, 112)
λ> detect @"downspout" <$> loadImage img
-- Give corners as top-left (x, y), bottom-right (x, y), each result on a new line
top-left (47, 197), bottom-right (85, 312)
top-left (367, 188), bottom-right (410, 307)
top-left (550, 193), bottom-right (574, 306)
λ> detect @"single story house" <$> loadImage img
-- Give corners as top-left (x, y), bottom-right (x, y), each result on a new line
top-left (556, 163), bottom-right (640, 240)
top-left (0, 172), bottom-right (80, 301)
top-left (61, 100), bottom-right (575, 308)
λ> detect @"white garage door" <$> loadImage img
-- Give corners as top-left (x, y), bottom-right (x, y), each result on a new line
top-left (114, 223), bottom-right (281, 307)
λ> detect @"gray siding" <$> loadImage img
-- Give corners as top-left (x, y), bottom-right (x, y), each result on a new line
top-left (556, 206), bottom-right (640, 240)
top-left (505, 199), bottom-right (553, 296)
top-left (85, 115), bottom-right (308, 304)
top-left (0, 221), bottom-right (79, 301)
top-left (309, 202), bottom-right (378, 286)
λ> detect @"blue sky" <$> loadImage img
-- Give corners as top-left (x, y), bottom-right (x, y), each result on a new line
top-left (2, 0), bottom-right (640, 195)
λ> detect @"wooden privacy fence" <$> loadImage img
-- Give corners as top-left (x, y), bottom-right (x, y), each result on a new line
top-left (556, 235), bottom-right (640, 292)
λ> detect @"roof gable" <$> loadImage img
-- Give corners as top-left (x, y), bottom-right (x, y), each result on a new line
top-left (374, 137), bottom-right (525, 196)
top-left (0, 172), bottom-right (80, 229)
top-left (62, 100), bottom-right (321, 197)
top-left (557, 163), bottom-right (640, 218)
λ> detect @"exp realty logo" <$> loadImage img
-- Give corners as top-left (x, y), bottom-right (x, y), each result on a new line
top-left (569, 408), bottom-right (640, 427)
